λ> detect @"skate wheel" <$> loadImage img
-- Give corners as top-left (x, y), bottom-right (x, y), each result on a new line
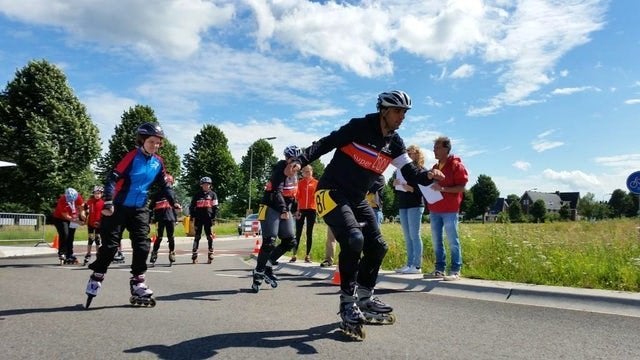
top-left (387, 313), bottom-right (396, 325)
top-left (270, 281), bottom-right (278, 289)
top-left (251, 283), bottom-right (260, 293)
top-left (149, 298), bottom-right (156, 307)
top-left (129, 296), bottom-right (136, 305)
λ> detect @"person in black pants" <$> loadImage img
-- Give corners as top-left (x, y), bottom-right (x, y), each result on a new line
top-left (149, 174), bottom-right (179, 266)
top-left (189, 176), bottom-right (219, 264)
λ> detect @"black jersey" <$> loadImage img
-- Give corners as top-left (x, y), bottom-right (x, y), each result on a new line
top-left (301, 113), bottom-right (434, 202)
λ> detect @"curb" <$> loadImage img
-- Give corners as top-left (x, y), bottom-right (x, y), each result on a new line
top-left (256, 257), bottom-right (640, 318)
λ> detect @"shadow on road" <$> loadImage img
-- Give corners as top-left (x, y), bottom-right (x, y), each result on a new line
top-left (124, 322), bottom-right (354, 358)
top-left (155, 289), bottom-right (240, 302)
top-left (0, 303), bottom-right (130, 318)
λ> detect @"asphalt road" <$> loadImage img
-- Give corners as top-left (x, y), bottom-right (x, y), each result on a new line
top-left (1, 236), bottom-right (639, 359)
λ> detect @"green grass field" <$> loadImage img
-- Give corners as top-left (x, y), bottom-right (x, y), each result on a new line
top-left (3, 218), bottom-right (639, 292)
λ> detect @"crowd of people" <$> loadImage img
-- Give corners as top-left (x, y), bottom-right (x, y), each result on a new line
top-left (54, 90), bottom-right (467, 340)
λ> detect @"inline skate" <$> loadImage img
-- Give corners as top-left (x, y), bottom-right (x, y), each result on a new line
top-left (207, 249), bottom-right (214, 264)
top-left (129, 274), bottom-right (156, 307)
top-left (149, 251), bottom-right (158, 267)
top-left (356, 287), bottom-right (396, 325)
top-left (82, 253), bottom-right (91, 266)
top-left (113, 251), bottom-right (125, 264)
top-left (62, 254), bottom-right (79, 265)
top-left (338, 302), bottom-right (366, 341)
top-left (84, 272), bottom-right (104, 309)
top-left (191, 251), bottom-right (198, 264)
top-left (168, 251), bottom-right (176, 267)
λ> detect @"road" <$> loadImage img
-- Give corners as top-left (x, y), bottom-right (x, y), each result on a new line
top-left (1, 236), bottom-right (639, 359)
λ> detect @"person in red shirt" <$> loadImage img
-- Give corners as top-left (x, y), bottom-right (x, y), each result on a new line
top-left (291, 165), bottom-right (318, 263)
top-left (82, 186), bottom-right (104, 265)
top-left (426, 136), bottom-right (468, 281)
top-left (52, 188), bottom-right (86, 264)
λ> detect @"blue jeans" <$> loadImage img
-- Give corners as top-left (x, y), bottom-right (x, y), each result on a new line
top-left (399, 207), bottom-right (424, 268)
top-left (429, 212), bottom-right (462, 273)
top-left (373, 208), bottom-right (383, 225)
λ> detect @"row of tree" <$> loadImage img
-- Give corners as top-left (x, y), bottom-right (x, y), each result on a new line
top-left (1, 59), bottom-right (636, 222)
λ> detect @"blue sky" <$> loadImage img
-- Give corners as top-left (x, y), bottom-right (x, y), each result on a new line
top-left (1, 0), bottom-right (638, 201)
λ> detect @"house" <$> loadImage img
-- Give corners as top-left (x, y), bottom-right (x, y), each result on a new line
top-left (521, 190), bottom-right (580, 220)
top-left (485, 197), bottom-right (509, 222)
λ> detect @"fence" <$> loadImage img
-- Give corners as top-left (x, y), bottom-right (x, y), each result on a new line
top-left (0, 212), bottom-right (48, 247)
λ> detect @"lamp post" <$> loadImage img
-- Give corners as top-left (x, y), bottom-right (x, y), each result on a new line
top-left (248, 137), bottom-right (276, 214)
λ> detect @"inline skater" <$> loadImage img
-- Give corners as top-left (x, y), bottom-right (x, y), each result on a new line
top-left (83, 186), bottom-right (104, 265)
top-left (296, 90), bottom-right (445, 340)
top-left (84, 123), bottom-right (179, 308)
top-left (188, 176), bottom-right (218, 264)
top-left (149, 174), bottom-right (179, 266)
top-left (251, 145), bottom-right (301, 293)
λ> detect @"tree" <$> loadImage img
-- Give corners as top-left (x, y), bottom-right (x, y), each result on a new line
top-left (578, 192), bottom-right (597, 219)
top-left (0, 59), bottom-right (100, 213)
top-left (530, 199), bottom-right (547, 222)
top-left (182, 124), bottom-right (239, 209)
top-left (559, 203), bottom-right (570, 220)
top-left (507, 196), bottom-right (524, 222)
top-left (608, 189), bottom-right (633, 218)
top-left (96, 105), bottom-right (181, 181)
top-left (460, 189), bottom-right (473, 220)
top-left (470, 174), bottom-right (499, 223)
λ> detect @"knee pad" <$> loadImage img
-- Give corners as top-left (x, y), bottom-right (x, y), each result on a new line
top-left (261, 236), bottom-right (277, 252)
top-left (348, 228), bottom-right (364, 253)
top-left (281, 237), bottom-right (297, 252)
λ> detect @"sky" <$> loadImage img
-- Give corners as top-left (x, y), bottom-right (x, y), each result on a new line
top-left (0, 0), bottom-right (639, 201)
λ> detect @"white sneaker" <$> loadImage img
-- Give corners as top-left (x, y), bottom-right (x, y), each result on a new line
top-left (395, 265), bottom-right (410, 273)
top-left (402, 267), bottom-right (421, 274)
top-left (444, 272), bottom-right (461, 281)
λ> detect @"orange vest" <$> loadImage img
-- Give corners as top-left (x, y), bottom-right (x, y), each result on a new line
top-left (296, 177), bottom-right (318, 210)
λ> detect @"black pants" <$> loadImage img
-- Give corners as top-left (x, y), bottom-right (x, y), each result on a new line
top-left (294, 209), bottom-right (317, 255)
top-left (321, 190), bottom-right (388, 293)
top-left (193, 217), bottom-right (214, 252)
top-left (89, 206), bottom-right (151, 275)
top-left (153, 220), bottom-right (175, 252)
top-left (53, 217), bottom-right (76, 257)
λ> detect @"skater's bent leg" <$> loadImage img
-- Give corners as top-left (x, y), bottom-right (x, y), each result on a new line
top-left (166, 222), bottom-right (175, 252)
top-left (256, 236), bottom-right (277, 272)
top-left (89, 213), bottom-right (123, 273)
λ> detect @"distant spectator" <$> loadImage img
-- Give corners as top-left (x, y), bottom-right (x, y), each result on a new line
top-left (292, 165), bottom-right (318, 263)
top-left (53, 187), bottom-right (85, 264)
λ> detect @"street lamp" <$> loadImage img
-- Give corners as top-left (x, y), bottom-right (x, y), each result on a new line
top-left (248, 137), bottom-right (276, 214)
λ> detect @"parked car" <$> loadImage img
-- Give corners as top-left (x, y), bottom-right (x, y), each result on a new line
top-left (238, 214), bottom-right (261, 236)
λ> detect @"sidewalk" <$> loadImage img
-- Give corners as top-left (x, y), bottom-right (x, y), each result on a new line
top-left (2, 240), bottom-right (639, 318)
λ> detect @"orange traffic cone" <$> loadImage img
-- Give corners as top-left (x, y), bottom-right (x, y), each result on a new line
top-left (331, 268), bottom-right (341, 285)
top-left (151, 234), bottom-right (157, 244)
top-left (51, 234), bottom-right (59, 249)
top-left (252, 239), bottom-right (261, 255)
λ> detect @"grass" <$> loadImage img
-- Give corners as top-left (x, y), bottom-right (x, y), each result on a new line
top-left (3, 218), bottom-right (639, 292)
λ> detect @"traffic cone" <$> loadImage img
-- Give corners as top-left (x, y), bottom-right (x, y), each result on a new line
top-left (252, 239), bottom-right (261, 255)
top-left (331, 268), bottom-right (341, 285)
top-left (51, 234), bottom-right (59, 249)
top-left (151, 234), bottom-right (157, 244)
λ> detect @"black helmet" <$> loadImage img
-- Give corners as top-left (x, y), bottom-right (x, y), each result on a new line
top-left (137, 123), bottom-right (165, 138)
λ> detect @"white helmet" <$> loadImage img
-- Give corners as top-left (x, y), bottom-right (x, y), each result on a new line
top-left (283, 145), bottom-right (302, 159)
top-left (377, 90), bottom-right (412, 110)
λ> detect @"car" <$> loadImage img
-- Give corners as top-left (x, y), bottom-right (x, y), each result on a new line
top-left (238, 214), bottom-right (261, 236)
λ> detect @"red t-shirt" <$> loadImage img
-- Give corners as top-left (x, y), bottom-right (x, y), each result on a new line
top-left (52, 194), bottom-right (85, 221)
top-left (84, 197), bottom-right (104, 227)
top-left (427, 155), bottom-right (468, 213)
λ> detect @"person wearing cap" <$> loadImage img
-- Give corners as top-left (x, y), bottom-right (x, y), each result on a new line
top-left (84, 122), bottom-right (179, 307)
top-left (188, 176), bottom-right (219, 264)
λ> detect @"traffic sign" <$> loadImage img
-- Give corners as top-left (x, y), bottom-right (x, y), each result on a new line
top-left (626, 171), bottom-right (640, 194)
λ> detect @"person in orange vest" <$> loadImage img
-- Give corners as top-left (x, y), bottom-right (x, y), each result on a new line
top-left (83, 186), bottom-right (104, 265)
top-left (291, 165), bottom-right (318, 263)
top-left (251, 145), bottom-right (301, 293)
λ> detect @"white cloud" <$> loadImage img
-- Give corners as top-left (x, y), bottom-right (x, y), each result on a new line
top-left (513, 161), bottom-right (531, 171)
top-left (532, 140), bottom-right (564, 152)
top-left (425, 96), bottom-right (443, 107)
top-left (0, 0), bottom-right (234, 59)
top-left (294, 108), bottom-right (347, 120)
top-left (624, 99), bottom-right (640, 105)
top-left (551, 86), bottom-right (601, 95)
top-left (81, 90), bottom-right (137, 150)
top-left (542, 169), bottom-right (600, 187)
top-left (594, 154), bottom-right (640, 169)
top-left (559, 69), bottom-right (569, 77)
top-left (450, 64), bottom-right (475, 79)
